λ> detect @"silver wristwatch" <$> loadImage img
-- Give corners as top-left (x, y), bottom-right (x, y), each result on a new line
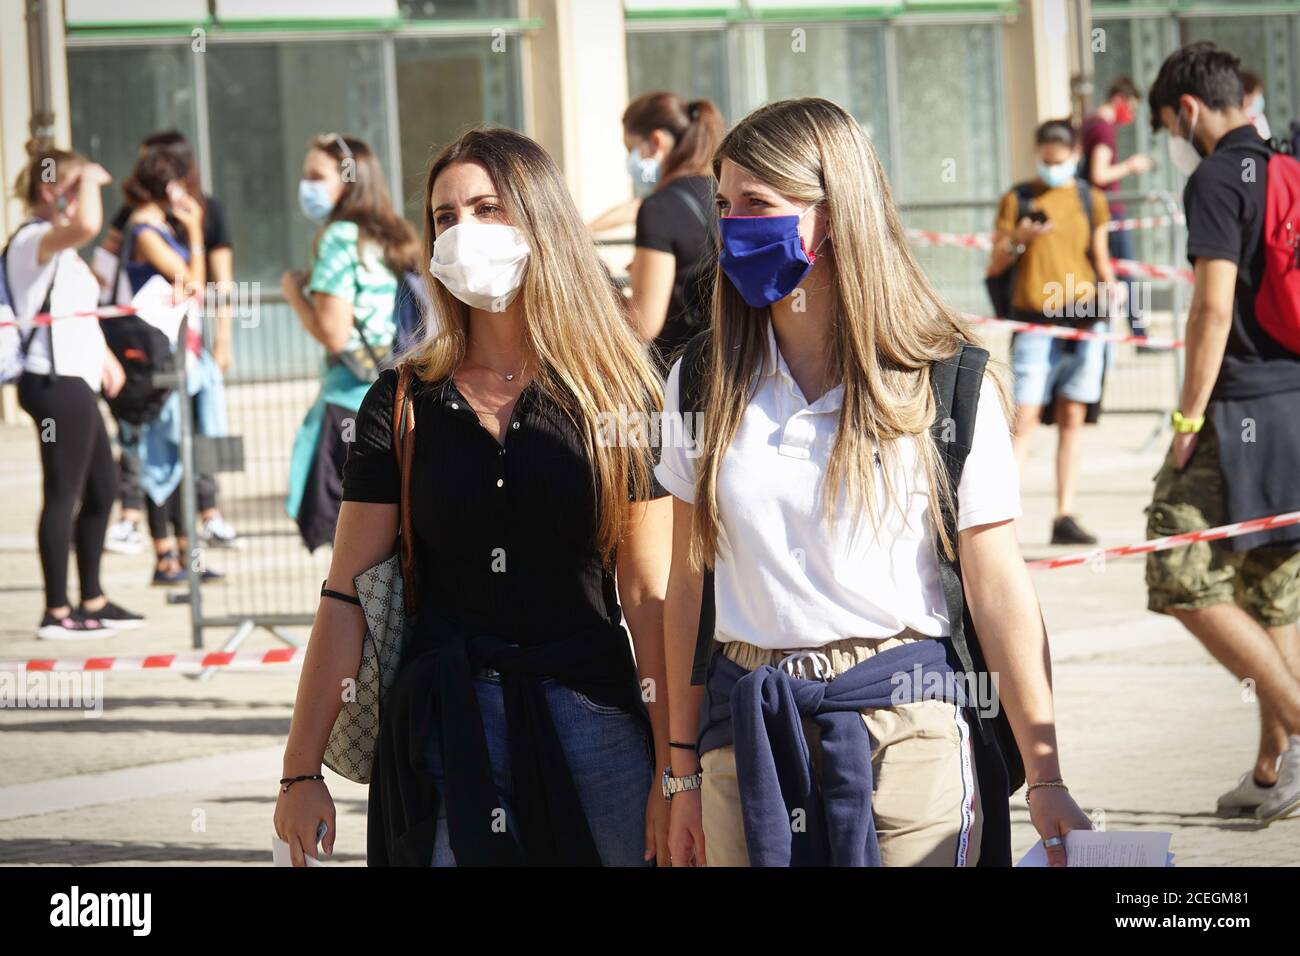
top-left (661, 767), bottom-right (702, 801)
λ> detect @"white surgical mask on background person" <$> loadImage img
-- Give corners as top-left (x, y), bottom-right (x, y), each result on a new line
top-left (1246, 95), bottom-right (1272, 140)
top-left (626, 148), bottom-right (660, 198)
top-left (1167, 102), bottom-right (1204, 178)
top-left (298, 179), bottom-right (334, 223)
top-left (1036, 158), bottom-right (1078, 188)
top-left (428, 222), bottom-right (531, 312)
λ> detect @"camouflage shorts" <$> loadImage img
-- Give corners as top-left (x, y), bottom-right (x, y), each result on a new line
top-left (1145, 416), bottom-right (1300, 627)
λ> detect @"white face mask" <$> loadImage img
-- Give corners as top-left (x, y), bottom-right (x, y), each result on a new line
top-left (1167, 102), bottom-right (1203, 178)
top-left (428, 222), bottom-right (530, 312)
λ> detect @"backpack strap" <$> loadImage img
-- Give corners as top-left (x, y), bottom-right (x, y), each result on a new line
top-left (392, 363), bottom-right (419, 616)
top-left (3, 219), bottom-right (61, 371)
top-left (676, 330), bottom-right (718, 686)
top-left (930, 342), bottom-right (993, 744)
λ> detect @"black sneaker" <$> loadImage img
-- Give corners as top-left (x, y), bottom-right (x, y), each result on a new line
top-left (80, 600), bottom-right (145, 630)
top-left (36, 609), bottom-right (115, 641)
top-left (1051, 515), bottom-right (1098, 546)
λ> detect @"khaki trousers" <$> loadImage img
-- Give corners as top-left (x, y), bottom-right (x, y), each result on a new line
top-left (700, 633), bottom-right (983, 867)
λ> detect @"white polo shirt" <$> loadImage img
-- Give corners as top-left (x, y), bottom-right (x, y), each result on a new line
top-left (655, 321), bottom-right (1021, 650)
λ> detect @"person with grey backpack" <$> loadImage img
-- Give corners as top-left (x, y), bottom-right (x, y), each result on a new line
top-left (2, 141), bottom-right (142, 639)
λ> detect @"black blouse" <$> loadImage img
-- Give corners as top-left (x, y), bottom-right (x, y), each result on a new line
top-left (341, 367), bottom-right (667, 646)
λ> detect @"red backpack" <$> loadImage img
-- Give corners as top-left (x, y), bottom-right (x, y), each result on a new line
top-left (1257, 151), bottom-right (1300, 354)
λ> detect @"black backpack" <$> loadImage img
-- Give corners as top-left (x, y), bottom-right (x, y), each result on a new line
top-left (101, 225), bottom-right (177, 425)
top-left (676, 331), bottom-right (1018, 865)
top-left (985, 179), bottom-right (1095, 318)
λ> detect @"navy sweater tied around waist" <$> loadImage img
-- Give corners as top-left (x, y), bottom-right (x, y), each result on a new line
top-left (697, 637), bottom-right (962, 867)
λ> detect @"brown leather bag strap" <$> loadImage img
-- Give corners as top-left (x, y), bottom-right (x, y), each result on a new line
top-left (391, 364), bottom-right (419, 614)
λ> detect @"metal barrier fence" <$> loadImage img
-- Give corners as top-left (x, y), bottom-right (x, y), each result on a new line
top-left (174, 299), bottom-right (332, 659)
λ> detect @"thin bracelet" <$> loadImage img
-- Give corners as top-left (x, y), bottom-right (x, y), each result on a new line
top-left (669, 741), bottom-right (697, 751)
top-left (280, 773), bottom-right (324, 793)
top-left (1025, 779), bottom-right (1068, 802)
top-left (320, 581), bottom-right (361, 606)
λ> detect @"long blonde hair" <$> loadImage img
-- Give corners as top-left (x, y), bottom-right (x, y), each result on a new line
top-left (691, 97), bottom-right (1003, 569)
top-left (406, 127), bottom-right (662, 564)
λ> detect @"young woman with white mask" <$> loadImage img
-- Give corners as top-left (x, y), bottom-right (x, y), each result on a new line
top-left (275, 128), bottom-right (673, 867)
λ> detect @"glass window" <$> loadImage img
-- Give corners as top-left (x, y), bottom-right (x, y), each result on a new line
top-left (760, 23), bottom-right (890, 176)
top-left (892, 22), bottom-right (1003, 203)
top-left (203, 40), bottom-right (393, 291)
top-left (1182, 14), bottom-right (1299, 144)
top-left (393, 36), bottom-right (524, 223)
top-left (67, 45), bottom-right (199, 218)
top-left (890, 23), bottom-right (1004, 313)
top-left (626, 29), bottom-right (729, 113)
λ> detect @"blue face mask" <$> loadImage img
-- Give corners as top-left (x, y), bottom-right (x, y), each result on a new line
top-left (626, 149), bottom-right (660, 199)
top-left (298, 179), bottom-right (335, 223)
top-left (1037, 159), bottom-right (1078, 189)
top-left (718, 205), bottom-right (823, 309)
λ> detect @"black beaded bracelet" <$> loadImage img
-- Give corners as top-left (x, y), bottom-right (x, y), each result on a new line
top-left (280, 773), bottom-right (324, 793)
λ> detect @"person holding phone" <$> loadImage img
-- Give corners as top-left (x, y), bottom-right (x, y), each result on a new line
top-left (116, 141), bottom-right (229, 586)
top-left (987, 119), bottom-right (1120, 546)
top-left (101, 131), bottom-right (239, 556)
top-left (8, 140), bottom-right (141, 637)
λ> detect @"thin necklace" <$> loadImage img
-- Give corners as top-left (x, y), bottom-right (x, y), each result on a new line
top-left (464, 355), bottom-right (528, 382)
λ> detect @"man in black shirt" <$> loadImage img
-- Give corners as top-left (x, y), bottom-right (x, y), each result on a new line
top-left (1146, 43), bottom-right (1300, 824)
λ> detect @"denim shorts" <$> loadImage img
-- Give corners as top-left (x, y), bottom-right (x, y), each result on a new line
top-left (1011, 320), bottom-right (1107, 407)
top-left (424, 669), bottom-right (654, 866)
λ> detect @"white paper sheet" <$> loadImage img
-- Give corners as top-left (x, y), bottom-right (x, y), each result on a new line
top-left (271, 834), bottom-right (330, 867)
top-left (1016, 831), bottom-right (1174, 867)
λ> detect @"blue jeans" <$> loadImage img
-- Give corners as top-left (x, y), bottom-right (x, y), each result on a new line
top-left (1012, 321), bottom-right (1108, 407)
top-left (1107, 213), bottom-right (1147, 335)
top-left (424, 670), bottom-right (654, 866)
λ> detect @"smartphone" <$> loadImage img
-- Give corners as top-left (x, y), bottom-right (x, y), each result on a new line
top-left (1027, 210), bottom-right (1049, 225)
top-left (166, 181), bottom-right (187, 206)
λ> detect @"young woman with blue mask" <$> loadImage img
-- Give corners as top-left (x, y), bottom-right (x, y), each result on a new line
top-left (659, 98), bottom-right (1091, 867)
top-left (282, 134), bottom-right (421, 551)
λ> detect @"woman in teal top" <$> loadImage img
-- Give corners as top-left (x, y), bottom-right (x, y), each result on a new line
top-left (283, 133), bottom-right (421, 550)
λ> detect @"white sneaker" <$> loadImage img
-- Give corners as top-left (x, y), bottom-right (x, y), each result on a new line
top-left (200, 515), bottom-right (241, 549)
top-left (1257, 745), bottom-right (1300, 824)
top-left (104, 519), bottom-right (146, 555)
top-left (1215, 771), bottom-right (1275, 817)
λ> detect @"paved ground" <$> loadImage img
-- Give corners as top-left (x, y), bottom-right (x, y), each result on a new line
top-left (0, 342), bottom-right (1296, 866)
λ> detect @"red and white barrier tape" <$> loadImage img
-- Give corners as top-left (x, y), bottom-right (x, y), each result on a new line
top-left (1111, 257), bottom-right (1194, 284)
top-left (7, 516), bottom-right (1300, 670)
top-left (0, 646), bottom-right (305, 674)
top-left (904, 228), bottom-right (1195, 285)
top-left (0, 304), bottom-right (140, 328)
top-left (905, 215), bottom-right (1181, 252)
top-left (962, 313), bottom-right (1184, 350)
top-left (1027, 510), bottom-right (1300, 571)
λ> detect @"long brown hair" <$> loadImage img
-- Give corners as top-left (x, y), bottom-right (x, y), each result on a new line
top-left (407, 127), bottom-right (663, 564)
top-left (122, 139), bottom-right (203, 212)
top-left (623, 92), bottom-right (725, 186)
top-left (309, 134), bottom-right (421, 274)
top-left (691, 98), bottom-right (1007, 570)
